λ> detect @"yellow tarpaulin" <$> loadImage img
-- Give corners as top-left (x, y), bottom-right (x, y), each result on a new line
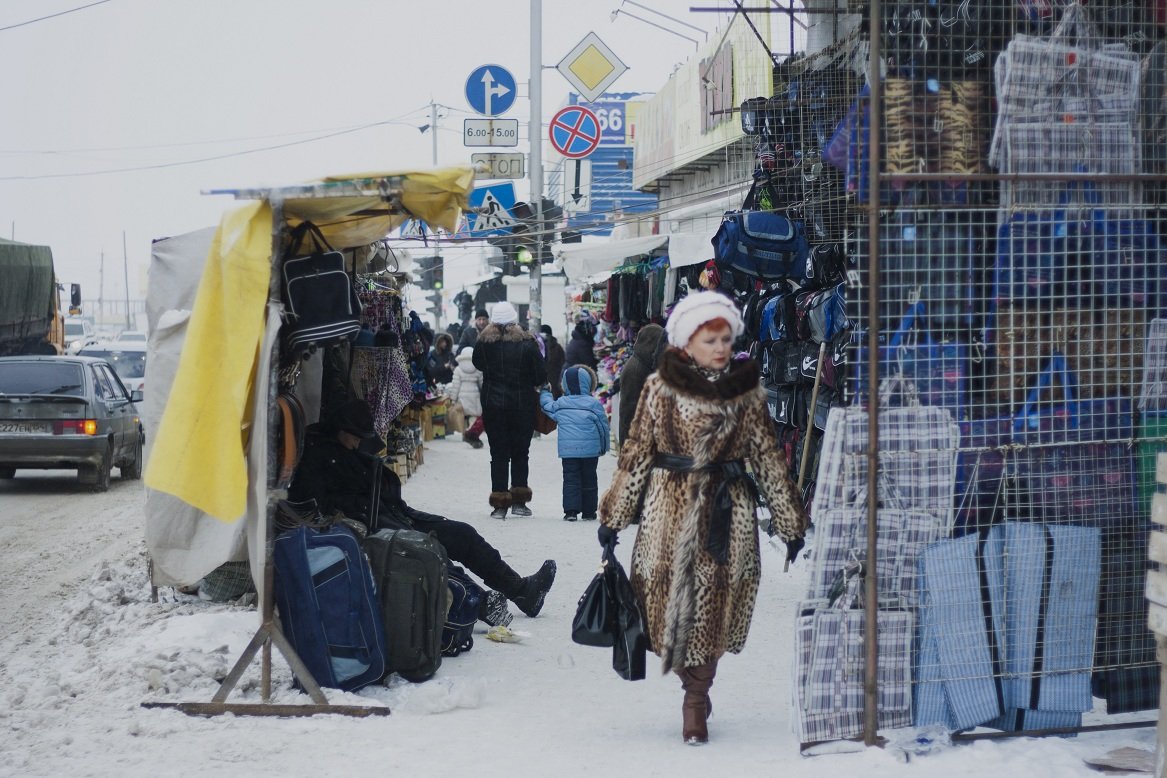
top-left (146, 168), bottom-right (474, 522)
top-left (144, 201), bottom-right (272, 520)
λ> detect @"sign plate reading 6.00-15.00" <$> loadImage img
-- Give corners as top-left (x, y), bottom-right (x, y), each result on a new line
top-left (464, 119), bottom-right (519, 147)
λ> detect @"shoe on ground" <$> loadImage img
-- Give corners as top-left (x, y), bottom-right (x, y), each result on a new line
top-left (490, 507), bottom-right (508, 520)
top-left (510, 503), bottom-right (533, 518)
top-left (464, 435), bottom-right (483, 449)
top-left (479, 589), bottom-right (514, 628)
top-left (581, 513), bottom-right (597, 521)
top-left (563, 512), bottom-right (578, 522)
top-left (512, 560), bottom-right (556, 618)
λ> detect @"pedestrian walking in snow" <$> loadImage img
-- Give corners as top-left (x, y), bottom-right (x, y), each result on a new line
top-left (538, 364), bottom-right (609, 521)
top-left (616, 323), bottom-right (664, 447)
top-left (564, 312), bottom-right (599, 372)
top-left (472, 301), bottom-right (546, 519)
top-left (449, 346), bottom-right (485, 448)
top-left (597, 291), bottom-right (807, 746)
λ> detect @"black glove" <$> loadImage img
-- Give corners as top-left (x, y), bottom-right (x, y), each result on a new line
top-left (597, 525), bottom-right (619, 549)
top-left (785, 536), bottom-right (805, 565)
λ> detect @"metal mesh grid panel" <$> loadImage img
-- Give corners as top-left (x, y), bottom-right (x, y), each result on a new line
top-left (787, 0), bottom-right (1166, 741)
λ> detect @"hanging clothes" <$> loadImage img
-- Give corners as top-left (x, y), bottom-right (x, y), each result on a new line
top-left (355, 285), bottom-right (413, 436)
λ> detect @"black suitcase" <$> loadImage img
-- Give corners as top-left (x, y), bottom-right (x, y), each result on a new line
top-left (363, 528), bottom-right (448, 683)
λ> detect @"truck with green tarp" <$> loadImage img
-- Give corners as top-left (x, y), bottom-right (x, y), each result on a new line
top-left (0, 238), bottom-right (64, 356)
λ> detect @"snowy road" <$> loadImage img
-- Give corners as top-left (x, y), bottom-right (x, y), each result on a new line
top-left (0, 435), bottom-right (1156, 777)
top-left (0, 470), bottom-right (145, 640)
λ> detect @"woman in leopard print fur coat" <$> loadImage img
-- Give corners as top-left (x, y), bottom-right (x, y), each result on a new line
top-left (598, 292), bottom-right (807, 745)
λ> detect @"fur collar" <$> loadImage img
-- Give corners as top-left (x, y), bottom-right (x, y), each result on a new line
top-left (657, 348), bottom-right (759, 401)
top-left (476, 323), bottom-right (534, 344)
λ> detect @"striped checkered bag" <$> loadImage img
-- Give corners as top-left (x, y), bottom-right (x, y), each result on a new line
top-left (989, 3), bottom-right (1141, 168)
top-left (792, 592), bottom-right (914, 743)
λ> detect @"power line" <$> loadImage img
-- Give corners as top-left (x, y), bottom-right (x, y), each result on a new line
top-left (0, 111), bottom-right (430, 154)
top-left (0, 117), bottom-right (430, 181)
top-left (0, 0), bottom-right (112, 33)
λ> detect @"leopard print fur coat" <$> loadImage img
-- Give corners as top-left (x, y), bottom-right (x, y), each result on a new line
top-left (599, 348), bottom-right (806, 673)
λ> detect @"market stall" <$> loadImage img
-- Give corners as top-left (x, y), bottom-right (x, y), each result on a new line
top-left (142, 168), bottom-right (473, 713)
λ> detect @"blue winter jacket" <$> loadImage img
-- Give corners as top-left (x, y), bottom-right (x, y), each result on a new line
top-left (539, 365), bottom-right (610, 459)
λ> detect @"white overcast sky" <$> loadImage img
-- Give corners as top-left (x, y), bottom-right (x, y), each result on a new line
top-left (0, 0), bottom-right (742, 303)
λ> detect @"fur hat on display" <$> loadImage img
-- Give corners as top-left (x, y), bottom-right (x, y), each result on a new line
top-left (664, 291), bottom-right (744, 348)
top-left (491, 301), bottom-right (518, 326)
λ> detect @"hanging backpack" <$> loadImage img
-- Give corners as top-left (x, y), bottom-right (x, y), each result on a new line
top-left (794, 283), bottom-right (851, 344)
top-left (712, 210), bottom-right (811, 282)
top-left (281, 222), bottom-right (363, 354)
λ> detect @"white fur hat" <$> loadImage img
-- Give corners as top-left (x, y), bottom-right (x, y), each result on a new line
top-left (490, 301), bottom-right (518, 325)
top-left (665, 291), bottom-right (744, 348)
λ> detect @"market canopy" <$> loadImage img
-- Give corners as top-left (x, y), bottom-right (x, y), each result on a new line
top-left (146, 168), bottom-right (474, 589)
top-left (555, 231), bottom-right (712, 284)
top-left (207, 167), bottom-right (475, 250)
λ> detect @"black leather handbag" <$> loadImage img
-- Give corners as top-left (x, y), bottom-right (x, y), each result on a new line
top-left (571, 547), bottom-right (618, 648)
top-left (571, 543), bottom-right (648, 680)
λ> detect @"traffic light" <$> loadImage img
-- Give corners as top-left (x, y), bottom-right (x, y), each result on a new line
top-left (432, 257), bottom-right (444, 290)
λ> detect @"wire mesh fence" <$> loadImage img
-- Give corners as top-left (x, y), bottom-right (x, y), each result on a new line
top-left (749, 0), bottom-right (1167, 743)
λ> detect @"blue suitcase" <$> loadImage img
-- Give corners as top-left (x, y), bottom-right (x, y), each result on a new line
top-left (273, 524), bottom-right (387, 692)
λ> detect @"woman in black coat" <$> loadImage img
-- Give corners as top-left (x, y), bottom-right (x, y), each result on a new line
top-left (539, 324), bottom-right (567, 397)
top-left (617, 323), bottom-right (664, 446)
top-left (472, 302), bottom-right (546, 519)
top-left (425, 332), bottom-right (457, 386)
top-left (564, 315), bottom-right (598, 371)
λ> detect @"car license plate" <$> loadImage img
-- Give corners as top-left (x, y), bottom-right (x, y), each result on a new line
top-left (0, 421), bottom-right (49, 434)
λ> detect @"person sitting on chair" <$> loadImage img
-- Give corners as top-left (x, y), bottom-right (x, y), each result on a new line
top-left (290, 398), bottom-right (556, 621)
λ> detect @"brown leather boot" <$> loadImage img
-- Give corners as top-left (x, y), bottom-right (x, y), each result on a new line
top-left (677, 661), bottom-right (718, 745)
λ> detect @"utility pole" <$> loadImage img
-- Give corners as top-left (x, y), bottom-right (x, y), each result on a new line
top-left (122, 231), bottom-right (131, 330)
top-left (528, 0), bottom-right (543, 332)
top-left (430, 99), bottom-right (443, 332)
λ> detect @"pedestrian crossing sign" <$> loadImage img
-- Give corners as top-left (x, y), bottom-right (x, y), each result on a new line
top-left (468, 183), bottom-right (517, 238)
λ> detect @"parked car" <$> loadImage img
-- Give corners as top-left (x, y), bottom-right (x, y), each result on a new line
top-left (64, 318), bottom-right (98, 354)
top-left (78, 341), bottom-right (146, 396)
top-left (115, 330), bottom-right (147, 344)
top-left (0, 355), bottom-right (145, 491)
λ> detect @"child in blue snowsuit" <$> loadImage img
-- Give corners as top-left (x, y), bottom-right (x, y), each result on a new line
top-left (538, 364), bottom-right (610, 521)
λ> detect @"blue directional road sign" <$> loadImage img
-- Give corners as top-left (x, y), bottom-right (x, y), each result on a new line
top-left (467, 182), bottom-right (517, 238)
top-left (465, 65), bottom-right (516, 117)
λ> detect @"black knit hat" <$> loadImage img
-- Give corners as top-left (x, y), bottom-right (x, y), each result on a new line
top-left (475, 308), bottom-right (489, 319)
top-left (335, 399), bottom-right (377, 439)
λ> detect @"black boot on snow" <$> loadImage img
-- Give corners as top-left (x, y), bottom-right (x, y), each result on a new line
top-left (511, 560), bottom-right (557, 618)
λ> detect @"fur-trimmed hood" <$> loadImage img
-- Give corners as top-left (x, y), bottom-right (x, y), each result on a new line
top-left (477, 323), bottom-right (534, 344)
top-left (656, 348), bottom-right (760, 402)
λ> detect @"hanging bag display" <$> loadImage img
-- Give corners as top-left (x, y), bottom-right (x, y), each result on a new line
top-left (711, 210), bottom-right (811, 282)
top-left (281, 221), bottom-right (362, 353)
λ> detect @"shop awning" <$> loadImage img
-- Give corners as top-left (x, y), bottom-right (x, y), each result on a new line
top-left (555, 231), bottom-right (712, 283)
top-left (207, 167), bottom-right (475, 249)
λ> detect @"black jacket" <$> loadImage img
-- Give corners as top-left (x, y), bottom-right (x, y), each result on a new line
top-left (564, 324), bottom-right (598, 371)
top-left (617, 323), bottom-right (664, 445)
top-left (290, 429), bottom-right (420, 530)
top-left (472, 323), bottom-right (545, 411)
top-left (425, 335), bottom-right (457, 385)
top-left (544, 337), bottom-right (567, 397)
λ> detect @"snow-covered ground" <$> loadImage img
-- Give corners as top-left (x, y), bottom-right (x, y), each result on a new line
top-left (0, 430), bottom-right (1157, 777)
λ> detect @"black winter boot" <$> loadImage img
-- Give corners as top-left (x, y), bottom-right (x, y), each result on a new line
top-left (510, 560), bottom-right (556, 617)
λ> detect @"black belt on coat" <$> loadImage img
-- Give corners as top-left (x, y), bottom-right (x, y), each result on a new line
top-left (653, 453), bottom-right (758, 565)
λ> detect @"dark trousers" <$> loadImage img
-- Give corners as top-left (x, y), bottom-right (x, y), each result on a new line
top-left (407, 509), bottom-right (523, 596)
top-left (562, 457), bottom-right (599, 515)
top-left (482, 405), bottom-right (534, 494)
